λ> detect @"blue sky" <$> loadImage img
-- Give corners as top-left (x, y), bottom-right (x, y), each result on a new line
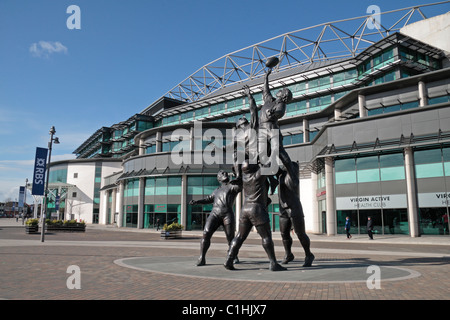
top-left (0, 0), bottom-right (449, 203)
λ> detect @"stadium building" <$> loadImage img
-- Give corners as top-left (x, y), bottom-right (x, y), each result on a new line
top-left (47, 3), bottom-right (450, 237)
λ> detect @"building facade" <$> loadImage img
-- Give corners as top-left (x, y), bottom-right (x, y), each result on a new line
top-left (51, 7), bottom-right (450, 237)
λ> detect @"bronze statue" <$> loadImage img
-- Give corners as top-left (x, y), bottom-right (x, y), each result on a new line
top-left (224, 60), bottom-right (288, 271)
top-left (189, 170), bottom-right (242, 266)
top-left (257, 67), bottom-right (293, 174)
top-left (224, 160), bottom-right (286, 271)
top-left (278, 162), bottom-right (315, 267)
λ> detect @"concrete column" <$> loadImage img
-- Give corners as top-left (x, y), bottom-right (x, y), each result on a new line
top-left (100, 190), bottom-right (108, 225)
top-left (303, 118), bottom-right (310, 143)
top-left (310, 170), bottom-right (320, 234)
top-left (189, 127), bottom-right (195, 151)
top-left (111, 187), bottom-right (117, 225)
top-left (156, 131), bottom-right (162, 153)
top-left (418, 81), bottom-right (428, 107)
top-left (358, 94), bottom-right (367, 118)
top-left (117, 181), bottom-right (124, 228)
top-left (334, 108), bottom-right (342, 121)
top-left (325, 157), bottom-right (336, 235)
top-left (138, 137), bottom-right (145, 156)
top-left (180, 175), bottom-right (187, 230)
top-left (404, 147), bottom-right (420, 237)
top-left (137, 177), bottom-right (145, 229)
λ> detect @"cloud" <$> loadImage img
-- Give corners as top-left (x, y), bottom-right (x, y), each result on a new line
top-left (29, 41), bottom-right (68, 58)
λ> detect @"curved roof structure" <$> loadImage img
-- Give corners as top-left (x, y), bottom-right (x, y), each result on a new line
top-left (149, 1), bottom-right (449, 107)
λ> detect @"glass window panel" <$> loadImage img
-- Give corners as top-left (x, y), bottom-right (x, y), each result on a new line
top-left (291, 134), bottom-right (303, 144)
top-left (384, 104), bottom-right (401, 113)
top-left (155, 177), bottom-right (167, 195)
top-left (416, 163), bottom-right (444, 178)
top-left (335, 171), bottom-right (357, 184)
top-left (188, 176), bottom-right (203, 185)
top-left (335, 158), bottom-right (355, 172)
top-left (357, 169), bottom-right (380, 183)
top-left (168, 176), bottom-right (181, 186)
top-left (428, 95), bottom-right (449, 105)
top-left (203, 176), bottom-right (218, 186)
top-left (167, 204), bottom-right (181, 213)
top-left (357, 156), bottom-right (378, 170)
top-left (414, 149), bottom-right (442, 165)
top-left (380, 167), bottom-right (405, 181)
top-left (188, 186), bottom-right (203, 195)
top-left (145, 178), bottom-right (154, 196)
top-left (443, 148), bottom-right (450, 176)
top-left (402, 101), bottom-right (419, 110)
top-left (368, 107), bottom-right (383, 116)
top-left (380, 153), bottom-right (403, 168)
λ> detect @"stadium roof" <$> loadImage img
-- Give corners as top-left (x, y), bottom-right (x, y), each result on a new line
top-left (141, 1), bottom-right (450, 113)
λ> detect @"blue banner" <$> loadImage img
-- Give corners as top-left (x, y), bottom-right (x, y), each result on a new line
top-left (18, 186), bottom-right (25, 207)
top-left (31, 147), bottom-right (48, 196)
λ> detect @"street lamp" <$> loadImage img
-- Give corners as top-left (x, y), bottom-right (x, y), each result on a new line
top-left (40, 126), bottom-right (60, 243)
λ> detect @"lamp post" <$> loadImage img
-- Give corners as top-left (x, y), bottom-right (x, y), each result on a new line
top-left (40, 126), bottom-right (60, 243)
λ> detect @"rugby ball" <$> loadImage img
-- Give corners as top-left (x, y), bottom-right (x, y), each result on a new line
top-left (265, 57), bottom-right (279, 69)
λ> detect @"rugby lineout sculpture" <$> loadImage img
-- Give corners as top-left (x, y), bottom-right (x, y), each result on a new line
top-left (192, 57), bottom-right (314, 271)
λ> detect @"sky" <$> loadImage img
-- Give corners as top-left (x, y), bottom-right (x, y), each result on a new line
top-left (1, 0), bottom-right (449, 203)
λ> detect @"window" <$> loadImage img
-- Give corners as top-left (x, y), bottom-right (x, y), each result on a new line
top-left (187, 176), bottom-right (219, 195)
top-left (380, 153), bottom-right (405, 181)
top-left (373, 48), bottom-right (394, 68)
top-left (145, 178), bottom-right (155, 196)
top-left (195, 106), bottom-right (209, 119)
top-left (308, 75), bottom-right (331, 93)
top-left (227, 98), bottom-right (244, 112)
top-left (415, 149), bottom-right (444, 178)
top-left (155, 177), bottom-right (168, 195)
top-left (49, 168), bottom-right (68, 183)
top-left (285, 100), bottom-right (307, 116)
top-left (335, 158), bottom-right (356, 184)
top-left (336, 153), bottom-right (405, 184)
top-left (309, 95), bottom-right (332, 112)
top-left (124, 179), bottom-right (139, 197)
top-left (146, 144), bottom-right (156, 154)
top-left (72, 192), bottom-right (77, 198)
top-left (333, 69), bottom-right (357, 87)
top-left (283, 133), bottom-right (303, 146)
top-left (168, 176), bottom-right (182, 195)
top-left (180, 111), bottom-right (194, 123)
top-left (356, 156), bottom-right (380, 183)
top-left (368, 100), bottom-right (419, 116)
top-left (287, 81), bottom-right (307, 97)
top-left (73, 173), bottom-right (78, 178)
top-left (428, 95), bottom-right (450, 105)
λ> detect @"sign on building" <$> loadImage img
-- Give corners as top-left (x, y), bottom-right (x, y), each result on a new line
top-left (336, 194), bottom-right (407, 210)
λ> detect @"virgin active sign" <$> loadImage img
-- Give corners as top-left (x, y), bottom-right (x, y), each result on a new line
top-left (31, 147), bottom-right (48, 196)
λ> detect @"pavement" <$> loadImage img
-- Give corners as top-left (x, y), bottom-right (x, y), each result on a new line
top-left (0, 218), bottom-right (449, 304)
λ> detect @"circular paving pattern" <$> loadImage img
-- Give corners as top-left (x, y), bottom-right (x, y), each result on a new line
top-left (114, 256), bottom-right (421, 284)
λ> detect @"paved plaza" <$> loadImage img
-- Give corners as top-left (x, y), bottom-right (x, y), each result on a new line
top-left (0, 218), bottom-right (449, 303)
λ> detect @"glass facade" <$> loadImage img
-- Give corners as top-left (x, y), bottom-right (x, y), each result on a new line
top-left (415, 147), bottom-right (450, 235)
top-left (335, 152), bottom-right (409, 235)
top-left (187, 175), bottom-right (220, 230)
